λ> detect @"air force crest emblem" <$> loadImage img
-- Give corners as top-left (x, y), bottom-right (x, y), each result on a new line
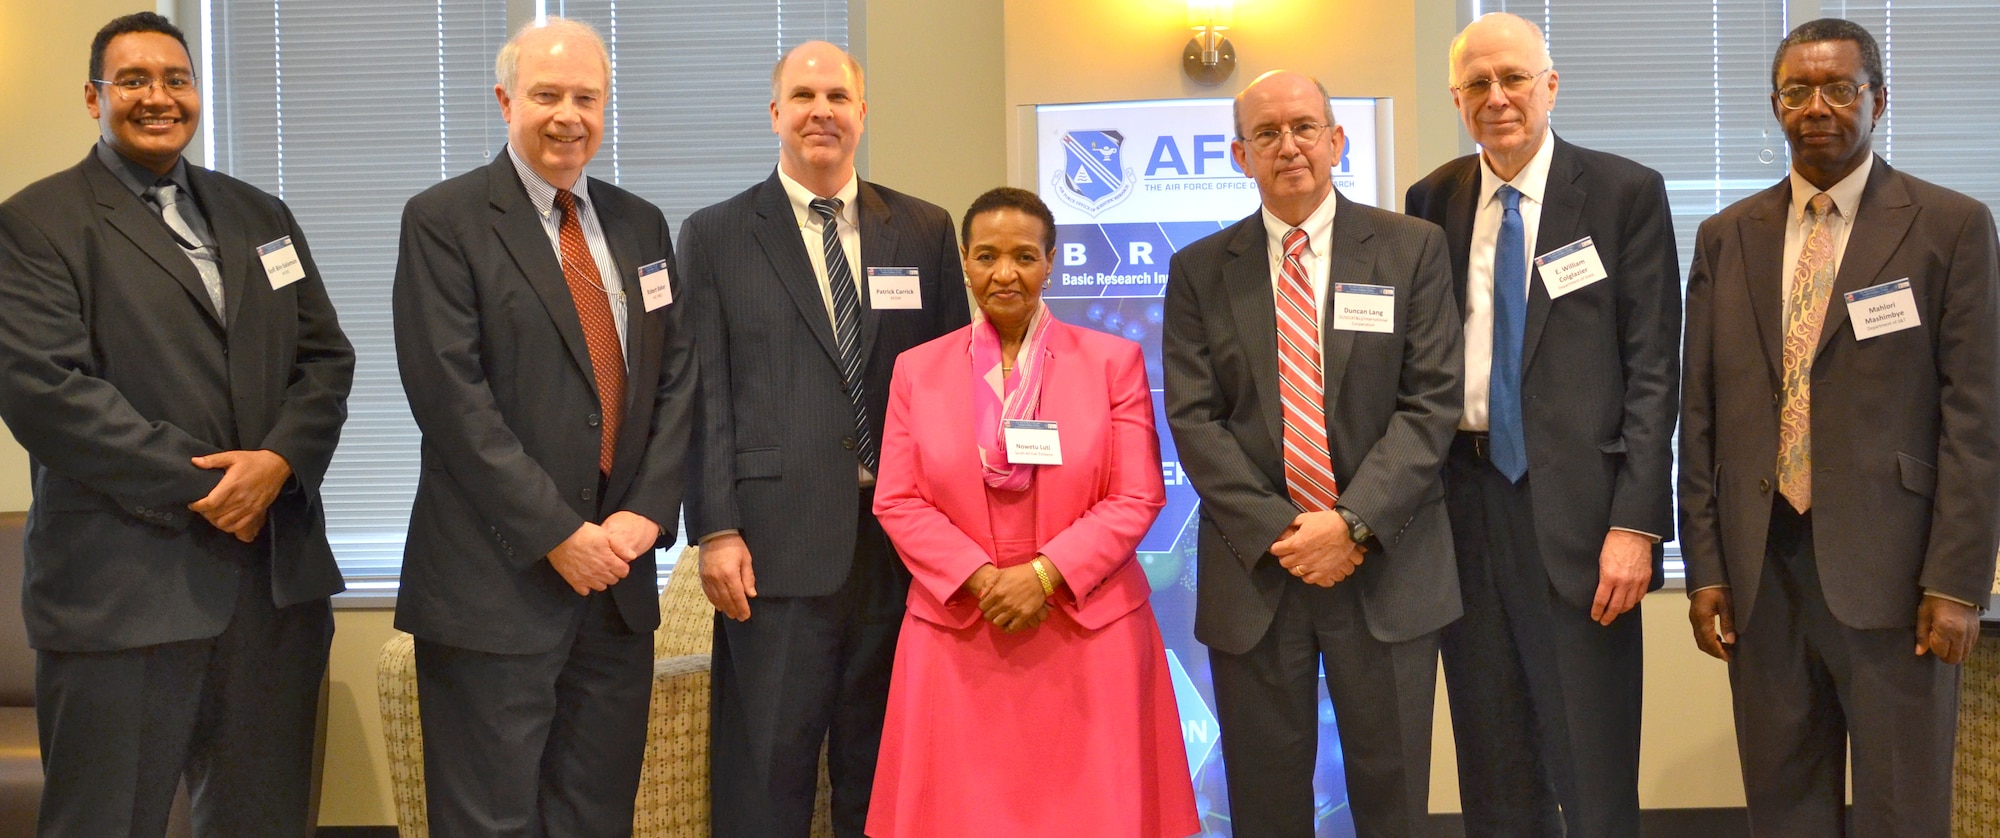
top-left (1052, 130), bottom-right (1135, 216)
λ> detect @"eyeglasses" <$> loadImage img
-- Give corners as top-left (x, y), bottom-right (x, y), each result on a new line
top-left (92, 75), bottom-right (199, 101)
top-left (1451, 68), bottom-right (1551, 100)
top-left (1241, 121), bottom-right (1327, 152)
top-left (1776, 82), bottom-right (1869, 110)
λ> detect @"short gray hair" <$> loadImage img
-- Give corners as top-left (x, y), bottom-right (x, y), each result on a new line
top-left (769, 41), bottom-right (866, 102)
top-left (496, 16), bottom-right (610, 95)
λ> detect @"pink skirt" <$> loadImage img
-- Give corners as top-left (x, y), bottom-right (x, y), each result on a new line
top-left (866, 584), bottom-right (1199, 837)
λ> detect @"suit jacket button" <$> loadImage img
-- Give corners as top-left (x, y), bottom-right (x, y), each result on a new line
top-left (1758, 479), bottom-right (1771, 494)
top-left (842, 437), bottom-right (856, 451)
top-left (581, 487), bottom-right (595, 502)
top-left (588, 413), bottom-right (601, 428)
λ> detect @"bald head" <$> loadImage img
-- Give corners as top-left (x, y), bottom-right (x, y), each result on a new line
top-left (1448, 12), bottom-right (1558, 181)
top-left (1232, 70), bottom-right (1334, 139)
top-left (1229, 70), bottom-right (1346, 226)
top-left (1448, 12), bottom-right (1550, 77)
top-left (771, 40), bottom-right (865, 102)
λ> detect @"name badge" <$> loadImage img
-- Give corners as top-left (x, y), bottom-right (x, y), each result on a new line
top-left (867, 267), bottom-right (923, 310)
top-left (1002, 419), bottom-right (1063, 465)
top-left (257, 236), bottom-right (307, 290)
top-left (1844, 278), bottom-right (1921, 340)
top-left (637, 260), bottom-right (674, 312)
top-left (1331, 283), bottom-right (1396, 333)
top-left (1534, 236), bottom-right (1609, 299)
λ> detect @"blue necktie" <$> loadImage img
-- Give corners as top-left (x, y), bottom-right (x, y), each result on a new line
top-left (1489, 185), bottom-right (1528, 482)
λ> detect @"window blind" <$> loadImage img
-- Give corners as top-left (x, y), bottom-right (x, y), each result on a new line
top-left (1821, 0), bottom-right (2000, 214)
top-left (205, 0), bottom-right (846, 592)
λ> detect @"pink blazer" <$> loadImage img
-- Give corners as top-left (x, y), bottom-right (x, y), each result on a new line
top-left (873, 318), bottom-right (1167, 631)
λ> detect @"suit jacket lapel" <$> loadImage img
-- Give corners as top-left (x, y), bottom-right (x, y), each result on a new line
top-left (597, 190), bottom-right (654, 493)
top-left (1320, 193), bottom-right (1369, 413)
top-left (188, 168), bottom-right (253, 331)
top-left (1739, 181), bottom-right (1791, 383)
top-left (86, 157), bottom-right (224, 326)
top-left (1031, 322), bottom-right (1075, 542)
top-left (1817, 158), bottom-right (1915, 359)
top-left (489, 154), bottom-right (595, 386)
top-left (1223, 216), bottom-right (1284, 449)
top-left (752, 172), bottom-right (842, 365)
top-left (855, 182), bottom-right (900, 367)
top-left (1443, 160), bottom-right (1480, 319)
top-left (1522, 140), bottom-right (1584, 372)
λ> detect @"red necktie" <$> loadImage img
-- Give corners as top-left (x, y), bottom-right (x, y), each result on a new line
top-left (554, 189), bottom-right (625, 475)
top-left (1277, 228), bottom-right (1339, 513)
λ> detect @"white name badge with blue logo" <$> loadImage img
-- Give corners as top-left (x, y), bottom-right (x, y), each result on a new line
top-left (1844, 278), bottom-right (1921, 340)
top-left (1534, 236), bottom-right (1609, 299)
top-left (637, 260), bottom-right (674, 311)
top-left (257, 236), bottom-right (306, 290)
top-left (1002, 419), bottom-right (1063, 465)
top-left (867, 267), bottom-right (923, 310)
top-left (1331, 283), bottom-right (1396, 333)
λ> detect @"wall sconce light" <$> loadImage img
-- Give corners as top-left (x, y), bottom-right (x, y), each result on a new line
top-left (1183, 1), bottom-right (1236, 86)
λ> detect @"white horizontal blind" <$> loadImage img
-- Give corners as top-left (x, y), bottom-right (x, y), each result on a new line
top-left (1477, 0), bottom-right (1790, 577)
top-left (208, 0), bottom-right (510, 592)
top-left (1480, 0), bottom-right (1791, 273)
top-left (206, 0), bottom-right (845, 592)
top-left (545, 0), bottom-right (848, 230)
top-left (1821, 0), bottom-right (2000, 216)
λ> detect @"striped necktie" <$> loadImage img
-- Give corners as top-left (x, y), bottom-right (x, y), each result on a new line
top-left (809, 197), bottom-right (878, 473)
top-left (1277, 227), bottom-right (1339, 513)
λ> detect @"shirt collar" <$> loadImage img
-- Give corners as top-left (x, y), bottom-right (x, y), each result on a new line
top-left (1788, 153), bottom-right (1873, 224)
top-left (777, 166), bottom-right (859, 229)
top-left (95, 140), bottom-right (190, 198)
top-left (506, 143), bottom-right (592, 221)
top-left (1477, 130), bottom-right (1555, 208)
top-left (1260, 187), bottom-right (1340, 261)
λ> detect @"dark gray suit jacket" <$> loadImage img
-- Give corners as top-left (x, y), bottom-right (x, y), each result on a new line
top-left (1164, 191), bottom-right (1465, 655)
top-left (678, 170), bottom-right (968, 597)
top-left (392, 152), bottom-right (695, 655)
top-left (1405, 136), bottom-right (1681, 609)
top-left (0, 150), bottom-right (354, 652)
top-left (1680, 157), bottom-right (2000, 631)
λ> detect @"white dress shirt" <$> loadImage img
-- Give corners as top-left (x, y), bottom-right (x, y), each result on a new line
top-left (777, 167), bottom-right (862, 328)
top-left (1782, 153), bottom-right (1872, 300)
top-left (507, 145), bottom-right (629, 357)
top-left (1461, 131), bottom-right (1555, 432)
top-left (1260, 189), bottom-right (1340, 336)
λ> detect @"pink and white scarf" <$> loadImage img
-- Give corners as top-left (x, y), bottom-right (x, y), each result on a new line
top-left (971, 302), bottom-right (1055, 491)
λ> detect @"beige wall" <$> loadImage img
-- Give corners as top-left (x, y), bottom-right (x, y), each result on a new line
top-left (3, 0), bottom-right (1746, 826)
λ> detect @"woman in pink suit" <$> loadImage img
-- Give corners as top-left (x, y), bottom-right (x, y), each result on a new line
top-left (866, 188), bottom-right (1198, 838)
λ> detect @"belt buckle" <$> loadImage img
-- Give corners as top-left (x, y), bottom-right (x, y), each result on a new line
top-left (1471, 432), bottom-right (1490, 461)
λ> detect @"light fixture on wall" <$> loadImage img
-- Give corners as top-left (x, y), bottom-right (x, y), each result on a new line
top-left (1183, 0), bottom-right (1236, 86)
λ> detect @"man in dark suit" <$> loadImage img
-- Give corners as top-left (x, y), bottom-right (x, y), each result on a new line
top-left (0, 12), bottom-right (354, 836)
top-left (1164, 69), bottom-right (1463, 837)
top-left (1681, 18), bottom-right (1999, 837)
top-left (1403, 14), bottom-right (1680, 837)
top-left (391, 17), bottom-right (694, 837)
top-left (678, 40), bottom-right (968, 838)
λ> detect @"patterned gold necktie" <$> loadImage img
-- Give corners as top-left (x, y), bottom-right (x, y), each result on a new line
top-left (1777, 192), bottom-right (1837, 513)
